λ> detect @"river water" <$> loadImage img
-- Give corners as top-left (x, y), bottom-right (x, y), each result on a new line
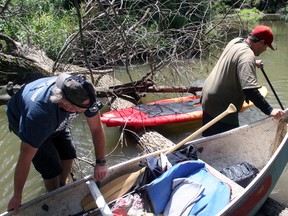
top-left (0, 20), bottom-right (288, 213)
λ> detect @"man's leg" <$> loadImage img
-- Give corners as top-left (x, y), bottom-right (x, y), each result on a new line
top-left (33, 130), bottom-right (76, 191)
top-left (43, 159), bottom-right (72, 190)
top-left (32, 137), bottom-right (63, 191)
top-left (59, 159), bottom-right (73, 186)
top-left (54, 130), bottom-right (76, 186)
top-left (44, 177), bottom-right (60, 192)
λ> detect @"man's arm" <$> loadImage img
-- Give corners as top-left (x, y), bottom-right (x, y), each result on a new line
top-left (86, 112), bottom-right (107, 181)
top-left (8, 142), bottom-right (37, 214)
top-left (243, 88), bottom-right (284, 119)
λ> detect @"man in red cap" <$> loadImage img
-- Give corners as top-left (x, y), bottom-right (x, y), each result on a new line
top-left (201, 25), bottom-right (284, 136)
top-left (251, 25), bottom-right (275, 51)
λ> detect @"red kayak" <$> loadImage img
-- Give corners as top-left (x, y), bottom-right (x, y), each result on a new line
top-left (101, 86), bottom-right (268, 128)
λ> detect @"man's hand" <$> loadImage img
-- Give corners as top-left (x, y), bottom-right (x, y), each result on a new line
top-left (7, 194), bottom-right (22, 215)
top-left (94, 163), bottom-right (108, 181)
top-left (256, 60), bottom-right (263, 68)
top-left (270, 108), bottom-right (285, 120)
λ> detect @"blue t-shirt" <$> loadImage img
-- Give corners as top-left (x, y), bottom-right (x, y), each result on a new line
top-left (6, 76), bottom-right (78, 148)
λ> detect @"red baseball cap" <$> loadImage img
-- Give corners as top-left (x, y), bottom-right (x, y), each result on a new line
top-left (251, 25), bottom-right (275, 50)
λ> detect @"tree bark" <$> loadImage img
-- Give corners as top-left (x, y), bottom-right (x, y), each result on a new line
top-left (96, 78), bottom-right (202, 98)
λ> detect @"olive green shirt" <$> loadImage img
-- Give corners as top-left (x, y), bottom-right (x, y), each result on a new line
top-left (201, 37), bottom-right (259, 124)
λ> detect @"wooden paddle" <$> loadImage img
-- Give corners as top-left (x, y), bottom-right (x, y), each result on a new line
top-left (82, 103), bottom-right (237, 211)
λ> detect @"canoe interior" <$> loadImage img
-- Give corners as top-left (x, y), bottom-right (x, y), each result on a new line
top-left (194, 116), bottom-right (282, 171)
top-left (102, 114), bottom-right (287, 185)
top-left (1, 113), bottom-right (287, 216)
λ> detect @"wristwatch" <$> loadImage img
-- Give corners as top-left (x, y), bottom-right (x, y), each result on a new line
top-left (96, 159), bottom-right (106, 166)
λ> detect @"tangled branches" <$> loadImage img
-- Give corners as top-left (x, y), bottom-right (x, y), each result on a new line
top-left (57, 0), bottom-right (244, 86)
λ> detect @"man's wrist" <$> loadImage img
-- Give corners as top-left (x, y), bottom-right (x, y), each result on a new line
top-left (95, 159), bottom-right (106, 166)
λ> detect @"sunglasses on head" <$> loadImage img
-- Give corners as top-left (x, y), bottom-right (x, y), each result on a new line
top-left (69, 75), bottom-right (103, 113)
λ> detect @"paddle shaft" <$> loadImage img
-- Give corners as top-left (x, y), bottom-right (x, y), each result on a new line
top-left (260, 68), bottom-right (284, 110)
top-left (82, 103), bottom-right (237, 210)
top-left (103, 103), bottom-right (237, 197)
top-left (165, 103), bottom-right (237, 154)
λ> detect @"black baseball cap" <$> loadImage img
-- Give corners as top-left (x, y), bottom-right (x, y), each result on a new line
top-left (56, 73), bottom-right (101, 112)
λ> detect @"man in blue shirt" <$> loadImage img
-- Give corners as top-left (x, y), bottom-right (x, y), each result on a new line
top-left (6, 73), bottom-right (107, 214)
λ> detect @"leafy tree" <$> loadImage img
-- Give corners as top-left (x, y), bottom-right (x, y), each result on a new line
top-left (0, 0), bottom-right (78, 58)
top-left (0, 0), bottom-right (286, 87)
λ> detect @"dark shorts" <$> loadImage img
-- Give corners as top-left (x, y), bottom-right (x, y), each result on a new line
top-left (202, 111), bottom-right (239, 137)
top-left (32, 130), bottom-right (76, 179)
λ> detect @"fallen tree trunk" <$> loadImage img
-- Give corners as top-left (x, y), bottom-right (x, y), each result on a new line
top-left (144, 86), bottom-right (202, 94)
top-left (126, 127), bottom-right (175, 153)
top-left (96, 83), bottom-right (202, 98)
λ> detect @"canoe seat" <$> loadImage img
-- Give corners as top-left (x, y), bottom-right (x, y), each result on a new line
top-left (205, 163), bottom-right (244, 200)
top-left (85, 180), bottom-right (113, 216)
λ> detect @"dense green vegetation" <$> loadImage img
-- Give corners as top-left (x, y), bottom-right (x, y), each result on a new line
top-left (223, 0), bottom-right (287, 14)
top-left (0, 0), bottom-right (78, 58)
top-left (0, 0), bottom-right (287, 63)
